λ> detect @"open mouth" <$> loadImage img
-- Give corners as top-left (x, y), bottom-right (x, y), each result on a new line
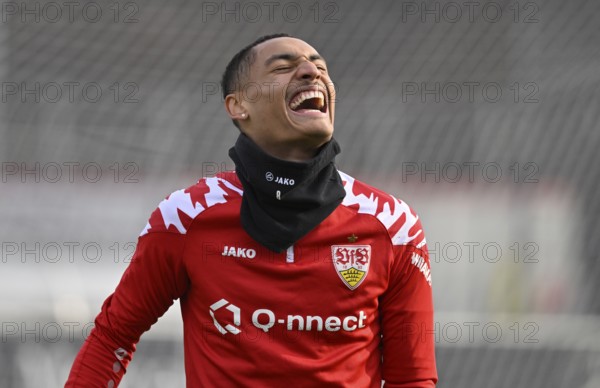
top-left (288, 89), bottom-right (327, 114)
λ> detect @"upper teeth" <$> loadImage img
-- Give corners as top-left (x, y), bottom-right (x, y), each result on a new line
top-left (289, 90), bottom-right (325, 110)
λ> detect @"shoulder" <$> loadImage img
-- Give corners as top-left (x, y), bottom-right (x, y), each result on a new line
top-left (140, 171), bottom-right (243, 236)
top-left (338, 170), bottom-right (426, 248)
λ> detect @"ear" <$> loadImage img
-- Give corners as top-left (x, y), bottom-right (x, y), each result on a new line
top-left (225, 94), bottom-right (248, 121)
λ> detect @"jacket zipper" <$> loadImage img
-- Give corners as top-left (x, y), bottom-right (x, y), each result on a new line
top-left (286, 245), bottom-right (294, 263)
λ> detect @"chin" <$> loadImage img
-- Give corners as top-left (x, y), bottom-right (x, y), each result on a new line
top-left (300, 124), bottom-right (334, 142)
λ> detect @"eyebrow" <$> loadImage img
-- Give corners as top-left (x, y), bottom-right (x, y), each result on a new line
top-left (264, 53), bottom-right (324, 67)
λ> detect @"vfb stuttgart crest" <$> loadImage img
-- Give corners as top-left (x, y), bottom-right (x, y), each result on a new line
top-left (332, 245), bottom-right (371, 290)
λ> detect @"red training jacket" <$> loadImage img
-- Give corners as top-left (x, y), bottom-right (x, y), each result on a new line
top-left (66, 171), bottom-right (437, 387)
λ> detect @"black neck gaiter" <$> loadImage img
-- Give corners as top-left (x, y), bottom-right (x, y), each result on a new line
top-left (228, 134), bottom-right (346, 253)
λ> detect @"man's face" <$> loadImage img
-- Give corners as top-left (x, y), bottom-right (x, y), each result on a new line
top-left (232, 37), bottom-right (336, 154)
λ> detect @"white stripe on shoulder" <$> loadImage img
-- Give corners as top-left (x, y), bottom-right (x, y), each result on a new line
top-left (338, 170), bottom-right (424, 246)
top-left (140, 176), bottom-right (242, 236)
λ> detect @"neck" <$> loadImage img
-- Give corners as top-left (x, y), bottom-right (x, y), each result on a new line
top-left (245, 134), bottom-right (331, 162)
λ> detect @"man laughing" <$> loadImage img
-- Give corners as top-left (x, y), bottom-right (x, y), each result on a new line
top-left (66, 34), bottom-right (438, 387)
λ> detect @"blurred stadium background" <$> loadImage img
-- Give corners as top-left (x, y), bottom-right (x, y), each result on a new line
top-left (1, 0), bottom-right (600, 387)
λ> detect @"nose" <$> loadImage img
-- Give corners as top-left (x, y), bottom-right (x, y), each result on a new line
top-left (296, 60), bottom-right (320, 81)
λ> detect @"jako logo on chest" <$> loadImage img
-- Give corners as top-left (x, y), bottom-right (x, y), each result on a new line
top-left (221, 245), bottom-right (256, 259)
